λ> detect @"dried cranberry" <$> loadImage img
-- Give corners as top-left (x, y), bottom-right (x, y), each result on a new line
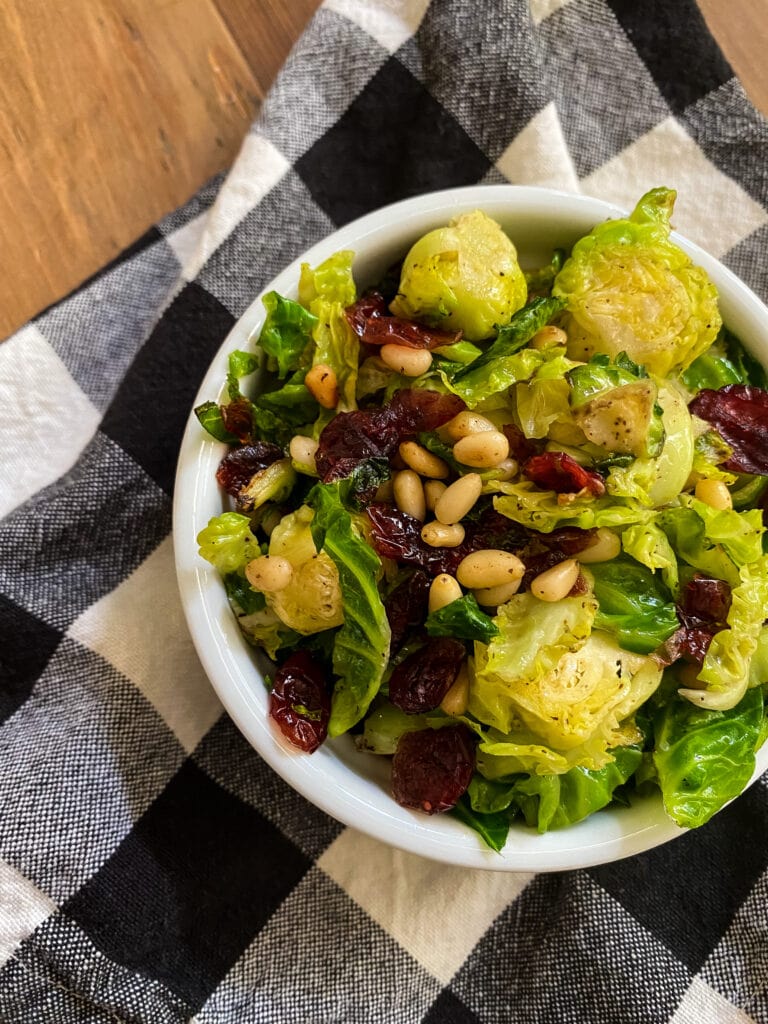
top-left (385, 570), bottom-right (431, 653)
top-left (346, 293), bottom-right (462, 350)
top-left (345, 292), bottom-right (388, 334)
top-left (658, 627), bottom-right (715, 666)
top-left (539, 527), bottom-right (598, 555)
top-left (392, 725), bottom-right (476, 814)
top-left (516, 529), bottom-right (594, 592)
top-left (465, 506), bottom-right (529, 553)
top-left (657, 575), bottom-right (732, 666)
top-left (216, 442), bottom-right (285, 496)
top-left (269, 650), bottom-right (330, 753)
top-left (315, 409), bottom-right (389, 481)
top-left (367, 504), bottom-right (462, 575)
top-left (679, 575), bottom-right (732, 626)
top-left (680, 627), bottom-right (716, 664)
top-left (690, 384), bottom-right (768, 475)
top-left (523, 452), bottom-right (606, 496)
top-left (389, 638), bottom-right (466, 714)
top-left (367, 502), bottom-right (530, 578)
top-left (221, 397), bottom-right (256, 445)
top-left (655, 631), bottom-right (680, 666)
top-left (368, 503), bottom-right (432, 563)
top-left (363, 316), bottom-right (462, 349)
top-left (388, 387), bottom-right (466, 434)
top-left (502, 423), bottom-right (541, 463)
top-left (316, 389), bottom-right (464, 482)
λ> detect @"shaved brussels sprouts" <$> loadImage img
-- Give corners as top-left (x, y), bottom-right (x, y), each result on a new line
top-left (196, 189), bottom-right (768, 849)
top-left (553, 188), bottom-right (721, 377)
top-left (390, 210), bottom-right (527, 341)
top-left (604, 381), bottom-right (694, 507)
top-left (575, 379), bottom-right (662, 459)
top-left (680, 554), bottom-right (768, 710)
top-left (470, 592), bottom-right (662, 759)
top-left (197, 512), bottom-right (260, 575)
top-left (358, 702), bottom-right (433, 755)
top-left (266, 506), bottom-right (344, 634)
top-left (238, 459), bottom-right (297, 511)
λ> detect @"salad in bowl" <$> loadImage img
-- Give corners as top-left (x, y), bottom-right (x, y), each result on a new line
top-left (179, 186), bottom-right (768, 864)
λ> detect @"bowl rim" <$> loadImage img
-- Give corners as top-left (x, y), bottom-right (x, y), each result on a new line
top-left (173, 184), bottom-right (768, 871)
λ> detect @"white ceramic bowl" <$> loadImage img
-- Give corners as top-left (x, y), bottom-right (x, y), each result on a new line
top-left (173, 185), bottom-right (768, 871)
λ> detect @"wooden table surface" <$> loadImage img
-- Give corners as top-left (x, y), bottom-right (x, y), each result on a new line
top-left (1, 0), bottom-right (766, 339)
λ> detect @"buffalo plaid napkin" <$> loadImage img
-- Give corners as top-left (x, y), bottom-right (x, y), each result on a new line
top-left (2, 1), bottom-right (768, 1021)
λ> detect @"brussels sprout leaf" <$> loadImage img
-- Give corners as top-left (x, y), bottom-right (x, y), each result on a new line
top-left (309, 482), bottom-right (391, 735)
top-left (450, 793), bottom-right (510, 853)
top-left (524, 248), bottom-right (566, 296)
top-left (652, 686), bottom-right (764, 828)
top-left (511, 746), bottom-right (643, 832)
top-left (194, 401), bottom-right (240, 443)
top-left (425, 594), bottom-right (499, 644)
top-left (453, 296), bottom-right (565, 382)
top-left (258, 292), bottom-right (317, 379)
top-left (589, 556), bottom-right (679, 654)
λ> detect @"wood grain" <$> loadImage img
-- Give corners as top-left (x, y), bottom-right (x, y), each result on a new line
top-left (0, 0), bottom-right (263, 337)
top-left (0, 0), bottom-right (766, 339)
top-left (213, 0), bottom-right (319, 97)
top-left (698, 0), bottom-right (768, 118)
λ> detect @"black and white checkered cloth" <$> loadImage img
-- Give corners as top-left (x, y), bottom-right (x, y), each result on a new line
top-left (2, 0), bottom-right (767, 1020)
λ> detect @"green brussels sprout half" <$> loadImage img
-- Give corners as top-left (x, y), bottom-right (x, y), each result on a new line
top-left (389, 210), bottom-right (527, 341)
top-left (553, 188), bottom-right (721, 378)
top-left (266, 505), bottom-right (344, 634)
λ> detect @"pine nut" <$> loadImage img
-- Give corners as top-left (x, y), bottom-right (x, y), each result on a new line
top-left (289, 434), bottom-right (319, 470)
top-left (490, 457), bottom-right (519, 481)
top-left (456, 549), bottom-right (525, 589)
top-left (380, 344), bottom-right (433, 377)
top-left (474, 579), bottom-right (522, 606)
top-left (530, 558), bottom-right (579, 602)
top-left (399, 441), bottom-right (450, 479)
top-left (421, 521), bottom-right (466, 548)
top-left (578, 527), bottom-right (621, 563)
top-left (305, 363), bottom-right (339, 408)
top-left (440, 410), bottom-right (496, 441)
top-left (245, 554), bottom-right (293, 592)
top-left (695, 478), bottom-right (733, 511)
top-left (424, 479), bottom-right (447, 512)
top-left (434, 473), bottom-right (482, 524)
top-left (393, 469), bottom-right (426, 521)
top-left (428, 573), bottom-right (463, 612)
top-left (453, 430), bottom-right (510, 469)
top-left (529, 325), bottom-right (568, 350)
top-left (440, 661), bottom-right (470, 716)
